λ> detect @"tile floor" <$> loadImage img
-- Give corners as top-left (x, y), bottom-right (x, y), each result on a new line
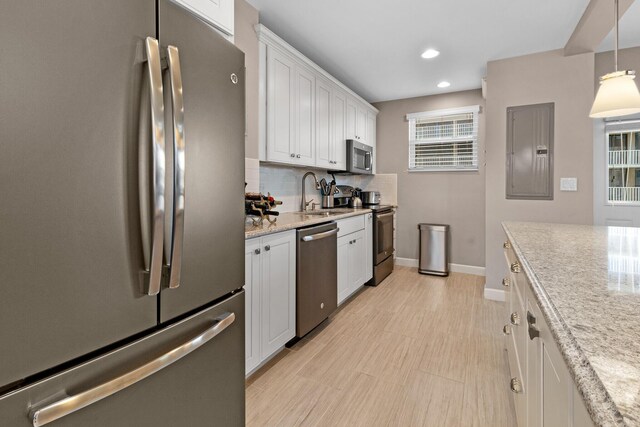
top-left (246, 266), bottom-right (517, 426)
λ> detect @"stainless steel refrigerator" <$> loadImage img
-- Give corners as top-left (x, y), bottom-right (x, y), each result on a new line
top-left (0, 1), bottom-right (246, 425)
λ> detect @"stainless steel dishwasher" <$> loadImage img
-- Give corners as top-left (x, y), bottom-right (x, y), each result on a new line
top-left (295, 222), bottom-right (339, 338)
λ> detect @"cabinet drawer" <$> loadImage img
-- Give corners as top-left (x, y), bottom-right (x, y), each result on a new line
top-left (337, 215), bottom-right (365, 237)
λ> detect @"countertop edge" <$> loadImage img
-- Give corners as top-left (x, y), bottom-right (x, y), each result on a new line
top-left (502, 222), bottom-right (626, 427)
top-left (245, 209), bottom-right (373, 239)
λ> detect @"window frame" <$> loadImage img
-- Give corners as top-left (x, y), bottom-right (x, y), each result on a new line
top-left (604, 119), bottom-right (640, 207)
top-left (406, 105), bottom-right (480, 172)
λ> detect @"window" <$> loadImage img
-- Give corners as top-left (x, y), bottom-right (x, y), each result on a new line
top-left (605, 120), bottom-right (640, 205)
top-left (406, 105), bottom-right (480, 171)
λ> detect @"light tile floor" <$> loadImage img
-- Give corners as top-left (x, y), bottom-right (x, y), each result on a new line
top-left (246, 266), bottom-right (517, 426)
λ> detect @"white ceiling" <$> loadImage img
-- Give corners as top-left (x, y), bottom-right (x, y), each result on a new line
top-left (247, 0), bottom-right (592, 102)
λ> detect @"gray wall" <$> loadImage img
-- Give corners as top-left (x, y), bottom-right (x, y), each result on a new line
top-left (373, 90), bottom-right (486, 267)
top-left (234, 0), bottom-right (260, 159)
top-left (485, 49), bottom-right (595, 292)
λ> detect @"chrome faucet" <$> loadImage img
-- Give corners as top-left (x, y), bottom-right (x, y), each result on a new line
top-left (301, 171), bottom-right (321, 211)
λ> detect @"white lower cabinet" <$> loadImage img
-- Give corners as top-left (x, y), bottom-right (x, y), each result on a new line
top-left (337, 215), bottom-right (371, 305)
top-left (245, 230), bottom-right (296, 374)
top-left (503, 238), bottom-right (593, 427)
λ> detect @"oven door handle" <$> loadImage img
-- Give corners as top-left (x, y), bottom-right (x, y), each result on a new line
top-left (375, 212), bottom-right (395, 219)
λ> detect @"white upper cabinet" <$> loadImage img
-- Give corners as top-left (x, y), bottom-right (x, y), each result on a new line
top-left (332, 90), bottom-right (347, 170)
top-left (173, 0), bottom-right (234, 36)
top-left (315, 77), bottom-right (333, 169)
top-left (256, 25), bottom-right (377, 171)
top-left (266, 47), bottom-right (296, 164)
top-left (296, 66), bottom-right (315, 164)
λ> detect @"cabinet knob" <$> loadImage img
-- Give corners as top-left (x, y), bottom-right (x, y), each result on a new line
top-left (510, 377), bottom-right (522, 394)
top-left (264, 245), bottom-right (271, 251)
top-left (503, 325), bottom-right (511, 336)
top-left (510, 261), bottom-right (520, 273)
top-left (502, 277), bottom-right (510, 287)
top-left (290, 153), bottom-right (295, 157)
top-left (503, 241), bottom-right (511, 249)
top-left (254, 248), bottom-right (260, 255)
top-left (296, 154), bottom-right (301, 158)
top-left (510, 312), bottom-right (520, 326)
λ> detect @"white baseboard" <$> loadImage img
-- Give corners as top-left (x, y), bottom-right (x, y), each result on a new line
top-left (394, 258), bottom-right (485, 276)
top-left (449, 263), bottom-right (485, 276)
top-left (395, 257), bottom-right (419, 268)
top-left (484, 288), bottom-right (506, 302)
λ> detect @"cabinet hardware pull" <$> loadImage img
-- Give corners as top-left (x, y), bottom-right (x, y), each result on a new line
top-left (254, 249), bottom-right (260, 255)
top-left (527, 311), bottom-right (540, 340)
top-left (290, 153), bottom-right (295, 157)
top-left (264, 245), bottom-right (270, 251)
top-left (502, 277), bottom-right (510, 287)
top-left (503, 241), bottom-right (511, 249)
top-left (510, 262), bottom-right (520, 273)
top-left (510, 312), bottom-right (520, 325)
top-left (503, 325), bottom-right (511, 335)
top-left (510, 377), bottom-right (522, 393)
top-left (296, 154), bottom-right (301, 158)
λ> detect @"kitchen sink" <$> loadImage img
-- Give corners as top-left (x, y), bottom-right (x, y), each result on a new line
top-left (295, 208), bottom-right (355, 216)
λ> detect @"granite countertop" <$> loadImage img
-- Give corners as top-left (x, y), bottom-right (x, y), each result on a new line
top-left (503, 222), bottom-right (640, 426)
top-left (245, 208), bottom-right (372, 239)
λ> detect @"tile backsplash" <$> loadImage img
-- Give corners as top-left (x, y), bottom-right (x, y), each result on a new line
top-left (244, 158), bottom-right (397, 213)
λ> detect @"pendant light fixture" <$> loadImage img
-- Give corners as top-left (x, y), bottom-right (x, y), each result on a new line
top-left (590, 0), bottom-right (640, 118)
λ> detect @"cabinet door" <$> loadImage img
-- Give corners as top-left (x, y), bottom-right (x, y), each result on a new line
top-left (364, 213), bottom-right (373, 281)
top-left (333, 90), bottom-right (348, 170)
top-left (172, 0), bottom-right (234, 35)
top-left (295, 66), bottom-right (315, 164)
top-left (266, 47), bottom-right (296, 164)
top-left (349, 230), bottom-right (367, 293)
top-left (527, 300), bottom-right (543, 427)
top-left (260, 231), bottom-right (296, 359)
top-left (542, 336), bottom-right (571, 427)
top-left (245, 239), bottom-right (262, 374)
top-left (346, 98), bottom-right (358, 140)
top-left (337, 235), bottom-right (351, 305)
top-left (315, 77), bottom-right (333, 169)
top-left (356, 104), bottom-right (367, 142)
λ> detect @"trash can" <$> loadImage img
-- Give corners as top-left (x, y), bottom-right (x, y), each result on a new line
top-left (418, 224), bottom-right (449, 276)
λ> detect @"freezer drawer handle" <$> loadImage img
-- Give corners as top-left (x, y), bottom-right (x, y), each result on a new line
top-left (140, 36), bottom-right (166, 296)
top-left (166, 45), bottom-right (186, 290)
top-left (29, 312), bottom-right (236, 427)
top-left (301, 228), bottom-right (339, 242)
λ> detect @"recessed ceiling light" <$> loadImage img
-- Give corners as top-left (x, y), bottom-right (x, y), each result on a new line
top-left (437, 81), bottom-right (451, 88)
top-left (421, 49), bottom-right (440, 59)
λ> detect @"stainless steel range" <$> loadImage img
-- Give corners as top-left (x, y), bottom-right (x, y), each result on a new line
top-left (366, 204), bottom-right (395, 286)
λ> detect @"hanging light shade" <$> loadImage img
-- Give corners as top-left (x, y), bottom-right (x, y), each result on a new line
top-left (590, 71), bottom-right (640, 118)
top-left (589, 0), bottom-right (640, 118)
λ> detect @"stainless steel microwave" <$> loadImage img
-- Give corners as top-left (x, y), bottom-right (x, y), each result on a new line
top-left (346, 140), bottom-right (373, 174)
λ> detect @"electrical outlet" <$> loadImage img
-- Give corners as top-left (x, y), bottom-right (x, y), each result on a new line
top-left (560, 178), bottom-right (578, 192)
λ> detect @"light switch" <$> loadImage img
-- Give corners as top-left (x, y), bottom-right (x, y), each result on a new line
top-left (560, 178), bottom-right (577, 192)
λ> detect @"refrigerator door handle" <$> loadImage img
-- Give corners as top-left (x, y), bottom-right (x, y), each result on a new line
top-left (166, 45), bottom-right (186, 290)
top-left (29, 312), bottom-right (236, 427)
top-left (141, 37), bottom-right (166, 296)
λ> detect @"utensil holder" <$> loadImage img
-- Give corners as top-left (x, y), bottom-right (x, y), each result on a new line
top-left (321, 196), bottom-right (334, 208)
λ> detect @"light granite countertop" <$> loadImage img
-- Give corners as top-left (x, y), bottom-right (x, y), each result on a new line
top-left (503, 222), bottom-right (640, 426)
top-left (245, 208), bottom-right (372, 239)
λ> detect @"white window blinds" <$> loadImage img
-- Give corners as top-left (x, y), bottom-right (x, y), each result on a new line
top-left (406, 105), bottom-right (480, 171)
